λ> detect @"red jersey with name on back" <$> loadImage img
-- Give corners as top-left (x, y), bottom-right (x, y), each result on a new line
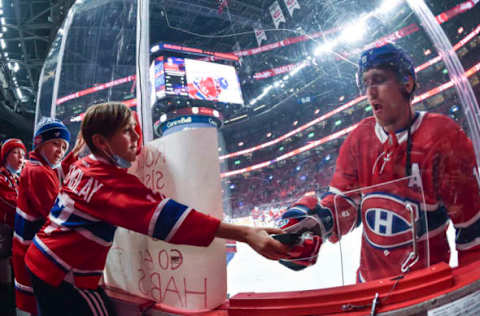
top-left (25, 154), bottom-right (220, 289)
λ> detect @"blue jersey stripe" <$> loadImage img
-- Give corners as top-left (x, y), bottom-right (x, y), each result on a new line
top-left (417, 206), bottom-right (449, 237)
top-left (50, 198), bottom-right (63, 218)
top-left (152, 199), bottom-right (188, 240)
top-left (73, 270), bottom-right (103, 277)
top-left (57, 212), bottom-right (93, 227)
top-left (14, 214), bottom-right (44, 241)
top-left (81, 222), bottom-right (117, 243)
top-left (456, 216), bottom-right (480, 245)
top-left (51, 204), bottom-right (117, 243)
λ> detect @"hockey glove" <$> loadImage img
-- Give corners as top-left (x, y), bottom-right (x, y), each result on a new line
top-left (275, 195), bottom-right (334, 271)
top-left (273, 232), bottom-right (322, 271)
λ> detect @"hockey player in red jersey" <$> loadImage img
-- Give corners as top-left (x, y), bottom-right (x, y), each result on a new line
top-left (25, 102), bottom-right (288, 316)
top-left (12, 118), bottom-right (82, 315)
top-left (277, 43), bottom-right (480, 281)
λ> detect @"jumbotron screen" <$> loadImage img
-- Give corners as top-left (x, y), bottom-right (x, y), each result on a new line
top-left (150, 56), bottom-right (244, 105)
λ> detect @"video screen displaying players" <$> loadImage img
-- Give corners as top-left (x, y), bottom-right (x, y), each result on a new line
top-left (150, 56), bottom-right (244, 105)
top-left (185, 59), bottom-right (244, 105)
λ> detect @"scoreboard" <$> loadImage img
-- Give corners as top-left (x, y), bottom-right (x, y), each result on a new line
top-left (150, 56), bottom-right (244, 106)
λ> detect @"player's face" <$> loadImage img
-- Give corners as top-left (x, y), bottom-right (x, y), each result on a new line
top-left (39, 139), bottom-right (68, 166)
top-left (6, 147), bottom-right (25, 171)
top-left (108, 115), bottom-right (139, 162)
top-left (363, 68), bottom-right (411, 132)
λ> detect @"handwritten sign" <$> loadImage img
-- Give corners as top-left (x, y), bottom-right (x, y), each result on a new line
top-left (104, 127), bottom-right (226, 311)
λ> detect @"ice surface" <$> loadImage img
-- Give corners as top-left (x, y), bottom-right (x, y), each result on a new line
top-left (227, 221), bottom-right (457, 296)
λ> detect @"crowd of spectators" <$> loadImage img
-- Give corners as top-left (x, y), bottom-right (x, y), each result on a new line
top-left (223, 86), bottom-right (475, 220)
top-left (225, 150), bottom-right (337, 218)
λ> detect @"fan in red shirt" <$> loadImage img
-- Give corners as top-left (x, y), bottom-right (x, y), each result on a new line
top-left (0, 139), bottom-right (25, 230)
top-left (12, 118), bottom-right (82, 315)
top-left (25, 102), bottom-right (289, 316)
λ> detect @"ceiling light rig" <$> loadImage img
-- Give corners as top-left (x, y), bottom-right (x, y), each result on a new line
top-left (247, 0), bottom-right (404, 107)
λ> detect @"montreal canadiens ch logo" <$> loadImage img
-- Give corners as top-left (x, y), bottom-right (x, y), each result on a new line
top-left (362, 194), bottom-right (419, 250)
top-left (365, 209), bottom-right (410, 236)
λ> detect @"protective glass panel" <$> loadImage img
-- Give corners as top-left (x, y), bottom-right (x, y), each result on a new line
top-left (211, 0), bottom-right (480, 295)
top-left (334, 176), bottom-right (429, 286)
top-left (35, 0), bottom-right (480, 307)
top-left (37, 0), bottom-right (137, 140)
top-left (35, 28), bottom-right (65, 123)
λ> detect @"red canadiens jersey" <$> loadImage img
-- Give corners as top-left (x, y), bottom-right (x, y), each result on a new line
top-left (25, 155), bottom-right (220, 289)
top-left (0, 165), bottom-right (19, 227)
top-left (321, 112), bottom-right (480, 282)
top-left (12, 150), bottom-right (77, 314)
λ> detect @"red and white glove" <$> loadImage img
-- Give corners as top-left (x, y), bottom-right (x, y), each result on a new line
top-left (275, 195), bottom-right (334, 271)
top-left (273, 232), bottom-right (322, 271)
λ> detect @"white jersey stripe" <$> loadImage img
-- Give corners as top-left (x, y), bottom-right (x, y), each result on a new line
top-left (457, 236), bottom-right (480, 250)
top-left (57, 193), bottom-right (101, 222)
top-left (75, 228), bottom-right (113, 247)
top-left (14, 279), bottom-right (34, 294)
top-left (16, 207), bottom-right (41, 221)
top-left (72, 268), bottom-right (104, 275)
top-left (358, 270), bottom-right (366, 283)
top-left (34, 236), bottom-right (72, 271)
top-left (374, 111), bottom-right (426, 144)
top-left (13, 232), bottom-right (32, 245)
top-left (455, 210), bottom-right (480, 228)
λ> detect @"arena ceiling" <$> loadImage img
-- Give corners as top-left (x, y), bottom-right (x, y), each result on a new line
top-left (0, 0), bottom-right (476, 144)
top-left (0, 0), bottom-right (75, 141)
